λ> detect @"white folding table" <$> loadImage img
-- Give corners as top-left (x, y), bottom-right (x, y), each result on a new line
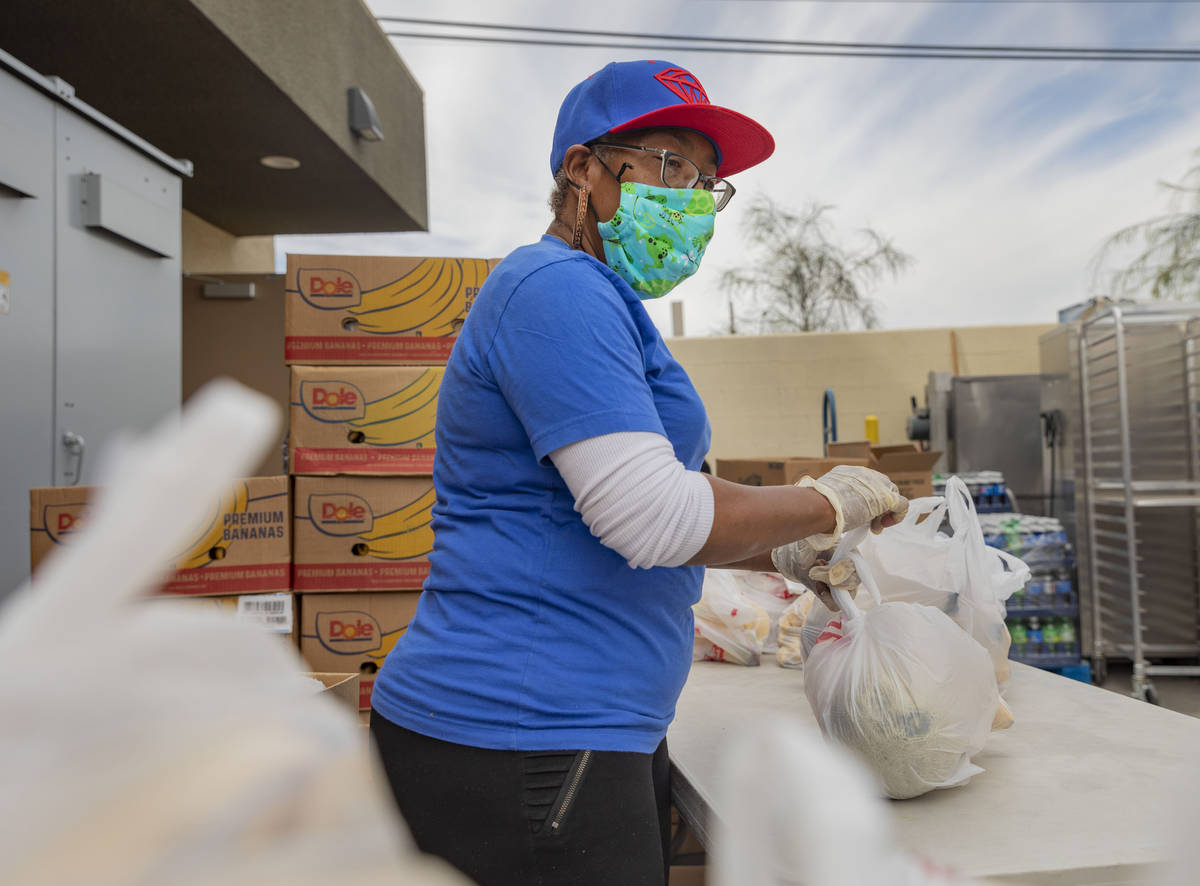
top-left (668, 660), bottom-right (1198, 884)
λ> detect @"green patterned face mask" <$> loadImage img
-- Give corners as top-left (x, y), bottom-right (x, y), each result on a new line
top-left (596, 181), bottom-right (716, 300)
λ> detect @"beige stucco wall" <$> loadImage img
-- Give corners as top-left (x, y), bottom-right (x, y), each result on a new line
top-left (181, 210), bottom-right (275, 275)
top-left (669, 324), bottom-right (1054, 461)
top-left (181, 273), bottom-right (288, 477)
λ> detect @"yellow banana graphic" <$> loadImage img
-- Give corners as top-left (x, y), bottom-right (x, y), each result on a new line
top-left (347, 258), bottom-right (489, 336)
top-left (365, 524), bottom-right (435, 561)
top-left (359, 486), bottom-right (435, 534)
top-left (366, 626), bottom-right (409, 662)
top-left (358, 486), bottom-right (436, 560)
top-left (347, 369), bottom-right (440, 447)
top-left (173, 481), bottom-right (249, 569)
top-left (353, 258), bottom-right (447, 312)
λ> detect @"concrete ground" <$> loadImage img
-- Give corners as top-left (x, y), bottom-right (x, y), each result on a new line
top-left (1095, 660), bottom-right (1200, 717)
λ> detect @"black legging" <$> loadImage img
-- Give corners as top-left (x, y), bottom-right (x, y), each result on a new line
top-left (370, 710), bottom-right (672, 886)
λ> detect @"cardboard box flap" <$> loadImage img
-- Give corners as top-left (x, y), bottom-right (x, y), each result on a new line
top-left (823, 442), bottom-right (942, 473)
top-left (870, 444), bottom-right (922, 458)
top-left (306, 672), bottom-right (360, 711)
top-left (825, 441), bottom-right (874, 461)
top-left (874, 450), bottom-right (942, 472)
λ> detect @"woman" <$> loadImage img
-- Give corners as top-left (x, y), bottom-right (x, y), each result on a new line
top-left (370, 59), bottom-right (907, 886)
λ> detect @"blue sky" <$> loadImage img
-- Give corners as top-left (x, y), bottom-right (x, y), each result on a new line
top-left (276, 1), bottom-right (1200, 336)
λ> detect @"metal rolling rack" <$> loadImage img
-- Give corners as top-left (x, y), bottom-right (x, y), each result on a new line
top-left (1079, 304), bottom-right (1200, 702)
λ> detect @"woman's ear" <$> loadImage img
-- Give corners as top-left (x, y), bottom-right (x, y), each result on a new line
top-left (560, 144), bottom-right (594, 189)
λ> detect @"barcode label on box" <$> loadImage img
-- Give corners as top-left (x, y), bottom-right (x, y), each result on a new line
top-left (236, 593), bottom-right (293, 634)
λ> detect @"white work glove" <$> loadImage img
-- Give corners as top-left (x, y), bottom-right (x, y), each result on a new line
top-left (769, 465), bottom-right (907, 611)
top-left (800, 465), bottom-right (909, 550)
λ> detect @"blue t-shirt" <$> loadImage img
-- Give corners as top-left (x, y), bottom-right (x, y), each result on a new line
top-left (370, 235), bottom-right (711, 753)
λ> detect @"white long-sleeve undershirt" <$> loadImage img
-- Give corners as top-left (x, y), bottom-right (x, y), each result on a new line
top-left (548, 431), bottom-right (715, 569)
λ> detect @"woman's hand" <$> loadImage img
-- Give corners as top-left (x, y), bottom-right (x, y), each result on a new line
top-left (766, 537), bottom-right (864, 611)
top-left (768, 466), bottom-right (907, 610)
top-left (685, 467), bottom-right (905, 571)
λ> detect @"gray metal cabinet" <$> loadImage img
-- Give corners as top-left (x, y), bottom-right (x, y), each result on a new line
top-left (0, 61), bottom-right (181, 597)
top-left (0, 69), bottom-right (57, 598)
top-left (54, 109), bottom-right (181, 486)
top-left (949, 374), bottom-right (1047, 513)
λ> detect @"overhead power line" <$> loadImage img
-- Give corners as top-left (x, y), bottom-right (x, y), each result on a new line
top-left (378, 15), bottom-right (1200, 55)
top-left (378, 16), bottom-right (1200, 61)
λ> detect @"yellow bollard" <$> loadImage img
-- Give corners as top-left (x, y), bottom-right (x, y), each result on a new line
top-left (865, 415), bottom-right (879, 444)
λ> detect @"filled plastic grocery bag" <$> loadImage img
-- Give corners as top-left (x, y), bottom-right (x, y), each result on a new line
top-left (713, 716), bottom-right (981, 885)
top-left (0, 381), bottom-right (469, 886)
top-left (729, 570), bottom-right (801, 652)
top-left (802, 529), bottom-right (1001, 799)
top-left (693, 569), bottom-right (772, 665)
top-left (776, 588), bottom-right (837, 669)
top-left (858, 477), bottom-right (1029, 693)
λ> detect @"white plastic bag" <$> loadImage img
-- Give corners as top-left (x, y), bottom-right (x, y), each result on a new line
top-left (803, 530), bottom-right (1001, 800)
top-left (725, 570), bottom-right (800, 653)
top-left (713, 716), bottom-right (981, 885)
top-left (0, 381), bottom-right (469, 886)
top-left (859, 477), bottom-right (1029, 692)
top-left (693, 570), bottom-right (772, 665)
top-left (776, 589), bottom-right (837, 669)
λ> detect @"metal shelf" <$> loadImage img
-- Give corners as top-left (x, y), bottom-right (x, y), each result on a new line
top-left (1007, 605), bottom-right (1080, 619)
top-left (1079, 303), bottom-right (1200, 701)
top-left (1094, 489), bottom-right (1200, 504)
top-left (1103, 642), bottom-right (1200, 658)
top-left (1010, 653), bottom-right (1084, 668)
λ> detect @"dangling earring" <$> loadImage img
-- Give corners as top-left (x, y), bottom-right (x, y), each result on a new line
top-left (572, 185), bottom-right (590, 250)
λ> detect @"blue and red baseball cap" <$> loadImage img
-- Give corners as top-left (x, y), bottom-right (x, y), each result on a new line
top-left (550, 60), bottom-right (775, 179)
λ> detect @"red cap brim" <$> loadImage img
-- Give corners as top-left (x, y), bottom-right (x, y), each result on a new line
top-left (610, 104), bottom-right (775, 178)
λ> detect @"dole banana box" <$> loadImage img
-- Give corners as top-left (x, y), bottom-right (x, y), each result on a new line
top-left (299, 592), bottom-right (421, 710)
top-left (284, 254), bottom-right (500, 365)
top-left (289, 365), bottom-right (443, 475)
top-left (292, 476), bottom-right (435, 592)
top-left (28, 477), bottom-right (291, 596)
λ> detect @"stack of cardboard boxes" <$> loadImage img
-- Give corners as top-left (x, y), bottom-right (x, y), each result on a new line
top-left (285, 254), bottom-right (495, 711)
top-left (715, 442), bottom-right (941, 499)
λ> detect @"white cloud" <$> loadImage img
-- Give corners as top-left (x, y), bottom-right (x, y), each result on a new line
top-left (277, 0), bottom-right (1200, 335)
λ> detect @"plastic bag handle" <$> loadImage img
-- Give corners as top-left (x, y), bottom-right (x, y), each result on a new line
top-left (831, 524), bottom-right (869, 564)
top-left (945, 476), bottom-right (998, 574)
top-left (828, 526), bottom-right (882, 620)
top-left (902, 496), bottom-right (947, 539)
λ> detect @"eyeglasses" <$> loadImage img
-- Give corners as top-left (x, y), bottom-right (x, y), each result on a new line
top-left (590, 142), bottom-right (736, 211)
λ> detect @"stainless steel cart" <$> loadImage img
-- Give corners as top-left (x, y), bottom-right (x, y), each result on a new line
top-left (1079, 304), bottom-right (1200, 702)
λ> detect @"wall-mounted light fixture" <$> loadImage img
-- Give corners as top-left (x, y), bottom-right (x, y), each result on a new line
top-left (202, 281), bottom-right (256, 300)
top-left (188, 275), bottom-right (257, 299)
top-left (260, 155), bottom-right (301, 170)
top-left (348, 87), bottom-right (384, 142)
